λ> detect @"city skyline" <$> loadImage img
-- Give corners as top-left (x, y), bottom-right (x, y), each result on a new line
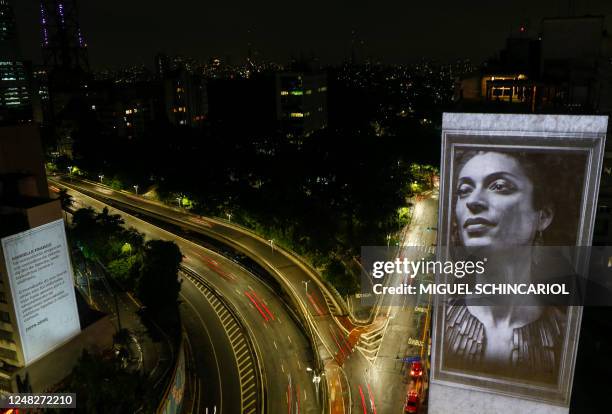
top-left (11, 0), bottom-right (612, 69)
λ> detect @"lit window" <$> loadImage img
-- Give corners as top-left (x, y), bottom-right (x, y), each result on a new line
top-left (280, 91), bottom-right (289, 96)
top-left (290, 112), bottom-right (304, 118)
top-left (290, 90), bottom-right (303, 96)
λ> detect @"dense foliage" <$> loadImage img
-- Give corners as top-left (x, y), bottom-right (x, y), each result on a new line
top-left (56, 65), bottom-right (445, 294)
top-left (70, 207), bottom-right (182, 311)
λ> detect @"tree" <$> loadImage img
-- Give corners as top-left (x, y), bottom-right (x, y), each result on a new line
top-left (108, 255), bottom-right (142, 290)
top-left (136, 240), bottom-right (182, 313)
top-left (58, 188), bottom-right (74, 212)
top-left (71, 208), bottom-right (101, 259)
top-left (97, 207), bottom-right (125, 235)
top-left (66, 349), bottom-right (147, 413)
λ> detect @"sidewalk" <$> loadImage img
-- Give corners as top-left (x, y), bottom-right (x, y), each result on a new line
top-left (73, 251), bottom-right (174, 393)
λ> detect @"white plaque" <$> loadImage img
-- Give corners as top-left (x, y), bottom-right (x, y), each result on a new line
top-left (2, 219), bottom-right (81, 365)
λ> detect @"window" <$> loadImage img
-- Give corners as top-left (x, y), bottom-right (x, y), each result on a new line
top-left (0, 348), bottom-right (17, 360)
top-left (0, 312), bottom-right (9, 323)
top-left (0, 329), bottom-right (12, 342)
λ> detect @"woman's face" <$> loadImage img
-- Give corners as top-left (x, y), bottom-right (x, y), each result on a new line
top-left (455, 152), bottom-right (544, 248)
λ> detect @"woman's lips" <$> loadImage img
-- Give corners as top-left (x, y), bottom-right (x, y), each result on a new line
top-left (463, 218), bottom-right (495, 234)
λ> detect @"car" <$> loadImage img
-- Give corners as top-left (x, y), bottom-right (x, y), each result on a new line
top-left (410, 361), bottom-right (423, 378)
top-left (404, 390), bottom-right (419, 413)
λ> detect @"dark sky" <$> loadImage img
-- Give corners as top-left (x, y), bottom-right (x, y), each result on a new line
top-left (13, 0), bottom-right (612, 69)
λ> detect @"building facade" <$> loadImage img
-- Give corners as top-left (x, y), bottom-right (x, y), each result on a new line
top-left (0, 0), bottom-right (32, 124)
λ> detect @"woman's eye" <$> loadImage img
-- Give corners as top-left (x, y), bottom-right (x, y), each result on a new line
top-left (488, 179), bottom-right (515, 193)
top-left (457, 184), bottom-right (472, 198)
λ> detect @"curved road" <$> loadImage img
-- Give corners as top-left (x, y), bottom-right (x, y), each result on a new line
top-left (54, 181), bottom-right (321, 414)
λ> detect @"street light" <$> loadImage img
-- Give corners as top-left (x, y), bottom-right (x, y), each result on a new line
top-left (99, 174), bottom-right (104, 183)
top-left (386, 233), bottom-right (391, 247)
top-left (67, 166), bottom-right (72, 182)
top-left (133, 185), bottom-right (139, 195)
top-left (226, 212), bottom-right (232, 222)
top-left (302, 280), bottom-right (310, 294)
top-left (268, 239), bottom-right (274, 253)
top-left (306, 367), bottom-right (322, 403)
top-left (176, 196), bottom-right (182, 208)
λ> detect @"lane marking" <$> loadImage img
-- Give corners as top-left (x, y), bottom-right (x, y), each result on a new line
top-left (358, 385), bottom-right (367, 414)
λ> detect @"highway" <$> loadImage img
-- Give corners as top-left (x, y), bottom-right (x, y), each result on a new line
top-left (54, 175), bottom-right (440, 413)
top-left (51, 175), bottom-right (356, 413)
top-left (53, 180), bottom-right (321, 414)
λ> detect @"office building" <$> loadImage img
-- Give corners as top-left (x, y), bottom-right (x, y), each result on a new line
top-left (0, 0), bottom-right (32, 124)
top-left (276, 72), bottom-right (328, 139)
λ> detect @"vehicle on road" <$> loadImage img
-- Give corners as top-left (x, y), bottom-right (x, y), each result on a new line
top-left (404, 390), bottom-right (419, 413)
top-left (410, 361), bottom-right (423, 378)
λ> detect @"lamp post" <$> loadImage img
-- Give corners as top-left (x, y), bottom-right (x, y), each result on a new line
top-left (268, 239), bottom-right (274, 253)
top-left (67, 166), bottom-right (72, 182)
top-left (176, 197), bottom-right (182, 208)
top-left (99, 174), bottom-right (104, 183)
top-left (306, 367), bottom-right (322, 403)
top-left (133, 185), bottom-right (139, 195)
top-left (227, 212), bottom-right (232, 222)
top-left (302, 280), bottom-right (310, 294)
top-left (386, 233), bottom-right (391, 247)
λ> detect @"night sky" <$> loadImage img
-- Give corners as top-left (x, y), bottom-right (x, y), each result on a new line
top-left (12, 0), bottom-right (612, 68)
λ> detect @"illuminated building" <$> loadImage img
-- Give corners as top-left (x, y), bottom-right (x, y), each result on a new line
top-left (161, 66), bottom-right (207, 127)
top-left (0, 0), bottom-right (32, 124)
top-left (208, 71), bottom-right (327, 139)
top-left (276, 72), bottom-right (328, 139)
top-left (40, 0), bottom-right (89, 75)
top-left (454, 28), bottom-right (540, 112)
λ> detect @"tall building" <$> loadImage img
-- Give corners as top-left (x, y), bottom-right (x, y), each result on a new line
top-left (39, 0), bottom-right (90, 155)
top-left (0, 0), bottom-right (32, 124)
top-left (162, 66), bottom-right (207, 127)
top-left (40, 0), bottom-right (89, 76)
top-left (276, 72), bottom-right (328, 139)
top-left (208, 71), bottom-right (328, 140)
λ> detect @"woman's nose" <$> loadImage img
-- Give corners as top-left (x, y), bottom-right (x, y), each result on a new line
top-left (465, 191), bottom-right (488, 213)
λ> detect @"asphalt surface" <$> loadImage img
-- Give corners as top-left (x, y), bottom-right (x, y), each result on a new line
top-left (51, 175), bottom-right (355, 412)
top-left (341, 192), bottom-right (439, 413)
top-left (53, 175), bottom-right (441, 413)
top-left (53, 179), bottom-right (321, 414)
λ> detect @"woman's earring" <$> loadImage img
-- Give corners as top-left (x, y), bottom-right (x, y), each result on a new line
top-left (535, 230), bottom-right (544, 245)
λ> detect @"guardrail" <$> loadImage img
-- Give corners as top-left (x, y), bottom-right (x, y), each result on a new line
top-left (53, 175), bottom-right (351, 320)
top-left (54, 177), bottom-right (327, 412)
top-left (180, 265), bottom-right (267, 414)
top-left (157, 333), bottom-right (186, 414)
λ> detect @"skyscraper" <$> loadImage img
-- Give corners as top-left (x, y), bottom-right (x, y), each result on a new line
top-left (40, 0), bottom-right (89, 73)
top-left (0, 0), bottom-right (32, 124)
top-left (40, 0), bottom-right (89, 96)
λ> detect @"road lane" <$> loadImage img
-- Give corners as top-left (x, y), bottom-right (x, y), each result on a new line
top-left (52, 176), bottom-right (352, 412)
top-left (57, 182), bottom-right (321, 414)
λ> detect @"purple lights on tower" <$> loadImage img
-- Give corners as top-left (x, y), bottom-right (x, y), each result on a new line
top-left (57, 2), bottom-right (64, 25)
top-left (40, 0), bottom-right (89, 72)
top-left (77, 29), bottom-right (85, 48)
top-left (40, 3), bottom-right (49, 46)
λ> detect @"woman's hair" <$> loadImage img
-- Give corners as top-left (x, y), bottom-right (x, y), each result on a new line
top-left (451, 149), bottom-right (586, 246)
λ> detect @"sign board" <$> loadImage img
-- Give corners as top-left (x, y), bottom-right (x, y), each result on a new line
top-left (1, 219), bottom-right (81, 365)
top-left (430, 113), bottom-right (607, 409)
